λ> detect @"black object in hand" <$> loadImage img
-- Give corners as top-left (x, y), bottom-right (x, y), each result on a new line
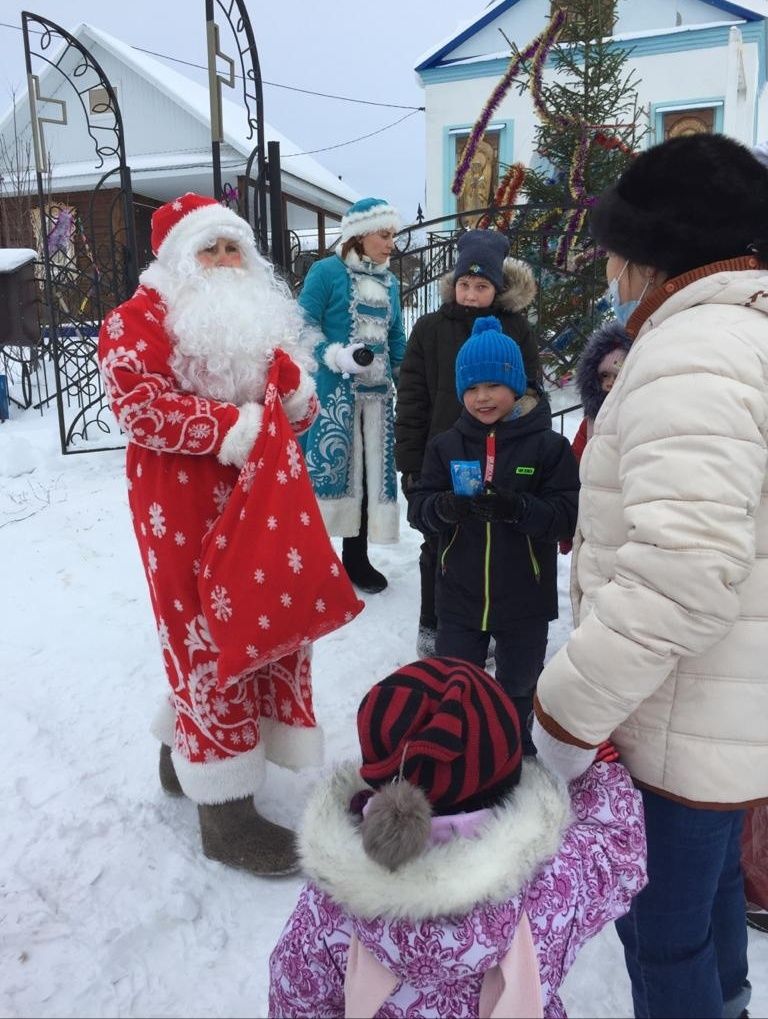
top-left (471, 486), bottom-right (524, 523)
top-left (435, 491), bottom-right (472, 524)
top-left (352, 345), bottom-right (374, 367)
top-left (400, 472), bottom-right (420, 497)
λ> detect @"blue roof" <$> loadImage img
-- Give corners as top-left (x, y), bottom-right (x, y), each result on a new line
top-left (415, 0), bottom-right (764, 72)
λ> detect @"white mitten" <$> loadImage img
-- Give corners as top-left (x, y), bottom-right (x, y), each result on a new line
top-left (334, 343), bottom-right (369, 375)
top-left (531, 716), bottom-right (596, 784)
top-left (217, 402), bottom-right (264, 468)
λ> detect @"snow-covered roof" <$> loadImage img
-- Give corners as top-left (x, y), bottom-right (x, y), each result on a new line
top-left (414, 0), bottom-right (765, 71)
top-left (78, 24), bottom-right (358, 205)
top-left (0, 22), bottom-right (358, 209)
top-left (0, 248), bottom-right (36, 273)
top-left (447, 18), bottom-right (760, 66)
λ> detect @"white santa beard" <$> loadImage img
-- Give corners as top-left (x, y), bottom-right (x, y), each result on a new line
top-left (165, 266), bottom-right (314, 405)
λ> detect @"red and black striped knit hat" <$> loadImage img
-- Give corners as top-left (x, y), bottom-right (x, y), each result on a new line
top-left (357, 657), bottom-right (522, 815)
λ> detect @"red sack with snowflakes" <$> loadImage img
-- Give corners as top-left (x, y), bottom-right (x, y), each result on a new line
top-left (198, 360), bottom-right (364, 690)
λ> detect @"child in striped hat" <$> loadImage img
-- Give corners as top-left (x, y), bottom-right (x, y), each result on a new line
top-left (268, 657), bottom-right (646, 1019)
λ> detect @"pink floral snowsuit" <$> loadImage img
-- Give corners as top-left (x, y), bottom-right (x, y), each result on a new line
top-left (269, 759), bottom-right (647, 1018)
top-left (98, 283), bottom-right (321, 801)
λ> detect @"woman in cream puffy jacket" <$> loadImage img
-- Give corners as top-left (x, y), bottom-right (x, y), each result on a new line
top-left (531, 134), bottom-right (768, 1019)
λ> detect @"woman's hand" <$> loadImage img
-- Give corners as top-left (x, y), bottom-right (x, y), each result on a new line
top-left (334, 343), bottom-right (369, 375)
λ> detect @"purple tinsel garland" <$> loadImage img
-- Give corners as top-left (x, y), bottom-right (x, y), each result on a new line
top-left (451, 9), bottom-right (566, 197)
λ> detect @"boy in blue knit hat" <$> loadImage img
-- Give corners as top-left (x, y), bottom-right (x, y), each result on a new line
top-left (407, 316), bottom-right (579, 750)
top-left (395, 229), bottom-right (540, 657)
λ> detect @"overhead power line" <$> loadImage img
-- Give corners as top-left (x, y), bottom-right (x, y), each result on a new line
top-left (282, 109), bottom-right (421, 156)
top-left (0, 21), bottom-right (423, 110)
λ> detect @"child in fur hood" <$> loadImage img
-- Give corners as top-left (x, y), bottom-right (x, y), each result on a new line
top-left (268, 657), bottom-right (647, 1019)
top-left (559, 321), bottom-right (631, 555)
top-left (571, 320), bottom-right (632, 462)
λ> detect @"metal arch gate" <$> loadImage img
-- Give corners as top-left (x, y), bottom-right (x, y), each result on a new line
top-left (22, 12), bottom-right (138, 454)
top-left (206, 0), bottom-right (286, 272)
top-left (19, 3), bottom-right (284, 455)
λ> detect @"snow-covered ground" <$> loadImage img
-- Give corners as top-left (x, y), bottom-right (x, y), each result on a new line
top-left (1, 405), bottom-right (767, 1018)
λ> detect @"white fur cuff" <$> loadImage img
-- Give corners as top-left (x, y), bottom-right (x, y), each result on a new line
top-left (173, 743), bottom-right (266, 803)
top-left (261, 717), bottom-right (324, 770)
top-left (218, 401), bottom-right (264, 467)
top-left (323, 342), bottom-right (345, 373)
top-left (281, 370), bottom-right (316, 422)
top-left (150, 697), bottom-right (177, 745)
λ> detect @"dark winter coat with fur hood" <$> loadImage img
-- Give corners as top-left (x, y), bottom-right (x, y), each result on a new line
top-left (394, 259), bottom-right (539, 478)
top-left (268, 759), bottom-right (646, 1018)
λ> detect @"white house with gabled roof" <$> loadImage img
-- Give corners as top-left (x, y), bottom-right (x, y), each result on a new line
top-left (0, 22), bottom-right (358, 265)
top-left (415, 0), bottom-right (768, 220)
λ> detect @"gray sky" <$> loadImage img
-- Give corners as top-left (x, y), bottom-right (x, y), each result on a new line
top-left (0, 0), bottom-right (476, 224)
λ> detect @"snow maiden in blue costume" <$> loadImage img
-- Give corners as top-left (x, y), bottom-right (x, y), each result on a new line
top-left (298, 198), bottom-right (406, 593)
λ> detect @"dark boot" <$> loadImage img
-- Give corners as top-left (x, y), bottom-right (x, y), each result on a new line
top-left (198, 796), bottom-right (300, 876)
top-left (159, 743), bottom-right (185, 796)
top-left (511, 695), bottom-right (537, 757)
top-left (342, 533), bottom-right (387, 593)
top-left (342, 479), bottom-right (387, 593)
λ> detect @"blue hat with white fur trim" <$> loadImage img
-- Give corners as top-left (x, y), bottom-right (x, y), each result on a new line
top-left (340, 197), bottom-right (401, 242)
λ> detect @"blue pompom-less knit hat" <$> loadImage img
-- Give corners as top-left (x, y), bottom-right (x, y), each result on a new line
top-left (340, 197), bottom-right (401, 242)
top-left (455, 316), bottom-right (527, 399)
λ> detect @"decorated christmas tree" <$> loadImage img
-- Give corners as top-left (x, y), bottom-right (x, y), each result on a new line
top-left (451, 2), bottom-right (645, 386)
top-left (516, 0), bottom-right (645, 383)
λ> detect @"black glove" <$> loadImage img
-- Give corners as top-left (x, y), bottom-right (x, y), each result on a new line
top-left (400, 472), bottom-right (420, 497)
top-left (470, 485), bottom-right (524, 523)
top-left (434, 491), bottom-right (472, 524)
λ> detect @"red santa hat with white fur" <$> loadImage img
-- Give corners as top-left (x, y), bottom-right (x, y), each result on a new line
top-left (150, 192), bottom-right (259, 270)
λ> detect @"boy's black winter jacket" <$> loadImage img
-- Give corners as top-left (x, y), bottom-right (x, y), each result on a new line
top-left (407, 398), bottom-right (579, 632)
top-left (394, 262), bottom-right (540, 478)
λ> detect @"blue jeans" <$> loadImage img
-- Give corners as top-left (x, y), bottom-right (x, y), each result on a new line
top-left (615, 788), bottom-right (750, 1019)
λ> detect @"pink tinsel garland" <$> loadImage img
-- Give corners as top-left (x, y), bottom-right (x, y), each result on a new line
top-left (451, 10), bottom-right (566, 197)
top-left (453, 6), bottom-right (636, 269)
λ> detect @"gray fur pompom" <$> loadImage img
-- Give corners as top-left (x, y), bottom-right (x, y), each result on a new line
top-left (361, 782), bottom-right (432, 872)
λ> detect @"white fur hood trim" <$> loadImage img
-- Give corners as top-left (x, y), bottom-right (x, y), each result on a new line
top-left (300, 760), bottom-right (571, 920)
top-left (139, 262), bottom-right (176, 302)
top-left (439, 256), bottom-right (537, 312)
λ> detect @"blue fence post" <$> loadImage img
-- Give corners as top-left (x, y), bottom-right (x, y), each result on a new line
top-left (0, 373), bottom-right (9, 421)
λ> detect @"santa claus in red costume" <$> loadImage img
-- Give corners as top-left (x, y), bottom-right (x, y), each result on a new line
top-left (98, 193), bottom-right (358, 876)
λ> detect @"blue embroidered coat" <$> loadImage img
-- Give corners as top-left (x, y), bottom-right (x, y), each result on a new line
top-left (298, 251), bottom-right (406, 543)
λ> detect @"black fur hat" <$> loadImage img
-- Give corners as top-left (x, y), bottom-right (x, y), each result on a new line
top-left (576, 321), bottom-right (632, 421)
top-left (590, 133), bottom-right (768, 278)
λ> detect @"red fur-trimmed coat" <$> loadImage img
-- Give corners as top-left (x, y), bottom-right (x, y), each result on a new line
top-left (98, 283), bottom-right (321, 782)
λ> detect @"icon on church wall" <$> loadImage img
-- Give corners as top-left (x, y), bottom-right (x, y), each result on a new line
top-left (455, 131), bottom-right (500, 227)
top-left (662, 108), bottom-right (715, 139)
